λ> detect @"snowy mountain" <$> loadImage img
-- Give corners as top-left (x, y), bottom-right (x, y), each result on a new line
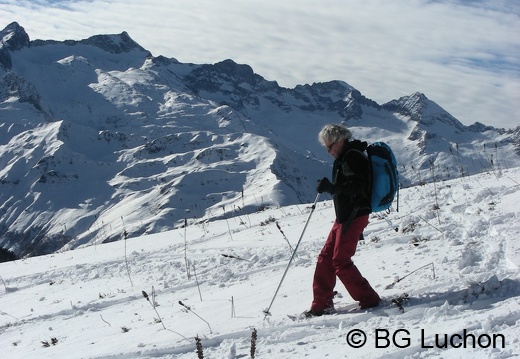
top-left (1, 22), bottom-right (519, 259)
top-left (1, 166), bottom-right (519, 358)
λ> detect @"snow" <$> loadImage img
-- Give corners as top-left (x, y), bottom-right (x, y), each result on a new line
top-left (1, 167), bottom-right (519, 358)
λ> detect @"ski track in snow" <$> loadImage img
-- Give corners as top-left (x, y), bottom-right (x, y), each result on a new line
top-left (1, 168), bottom-right (520, 358)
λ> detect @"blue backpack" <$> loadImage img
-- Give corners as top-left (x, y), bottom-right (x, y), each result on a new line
top-left (366, 142), bottom-right (399, 212)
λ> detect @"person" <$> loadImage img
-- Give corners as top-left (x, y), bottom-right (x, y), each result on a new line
top-left (304, 124), bottom-right (380, 317)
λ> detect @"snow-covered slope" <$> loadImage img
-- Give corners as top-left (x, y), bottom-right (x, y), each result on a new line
top-left (1, 167), bottom-right (519, 358)
top-left (1, 22), bottom-right (519, 258)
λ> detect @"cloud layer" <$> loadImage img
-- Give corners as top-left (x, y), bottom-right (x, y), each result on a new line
top-left (1, 0), bottom-right (519, 129)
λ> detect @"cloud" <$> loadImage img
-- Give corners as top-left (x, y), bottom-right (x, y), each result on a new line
top-left (1, 0), bottom-right (519, 129)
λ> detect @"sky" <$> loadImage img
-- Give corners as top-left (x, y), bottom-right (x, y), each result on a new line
top-left (1, 0), bottom-right (519, 129)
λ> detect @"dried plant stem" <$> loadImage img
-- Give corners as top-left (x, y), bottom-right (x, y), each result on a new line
top-left (193, 263), bottom-right (203, 301)
top-left (418, 215), bottom-right (444, 235)
top-left (122, 217), bottom-right (133, 287)
top-left (221, 254), bottom-right (249, 261)
top-left (179, 301), bottom-right (212, 334)
top-left (0, 309), bottom-right (19, 320)
top-left (100, 314), bottom-right (111, 326)
top-left (276, 221), bottom-right (294, 254)
top-left (195, 335), bottom-right (204, 359)
top-left (123, 239), bottom-right (133, 286)
top-left (0, 274), bottom-right (7, 292)
top-left (429, 159), bottom-right (441, 225)
top-left (385, 262), bottom-right (435, 289)
top-left (183, 219), bottom-right (191, 280)
top-left (226, 219), bottom-right (233, 241)
top-left (142, 290), bottom-right (165, 329)
top-left (231, 296), bottom-right (236, 318)
top-left (250, 328), bottom-right (257, 359)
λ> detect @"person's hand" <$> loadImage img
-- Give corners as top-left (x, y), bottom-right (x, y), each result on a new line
top-left (316, 177), bottom-right (334, 194)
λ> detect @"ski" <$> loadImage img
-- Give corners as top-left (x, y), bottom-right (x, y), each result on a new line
top-left (287, 293), bottom-right (410, 321)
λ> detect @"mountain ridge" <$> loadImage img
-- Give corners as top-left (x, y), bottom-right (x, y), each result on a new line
top-left (1, 22), bottom-right (519, 259)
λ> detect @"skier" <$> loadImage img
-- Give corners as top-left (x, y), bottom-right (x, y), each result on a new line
top-left (304, 124), bottom-right (381, 317)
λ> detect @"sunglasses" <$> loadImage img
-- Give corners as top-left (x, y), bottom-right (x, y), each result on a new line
top-left (326, 141), bottom-right (337, 151)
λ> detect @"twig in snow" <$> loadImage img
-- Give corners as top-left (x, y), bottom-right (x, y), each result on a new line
top-left (226, 219), bottom-right (233, 241)
top-left (230, 296), bottom-right (236, 318)
top-left (142, 290), bottom-right (165, 329)
top-left (0, 274), bottom-right (7, 293)
top-left (122, 216), bottom-right (133, 287)
top-left (193, 263), bottom-right (203, 301)
top-left (139, 293), bottom-right (188, 339)
top-left (0, 309), bottom-right (19, 320)
top-left (506, 175), bottom-right (520, 186)
top-left (250, 328), bottom-right (258, 359)
top-left (221, 254), bottom-right (250, 261)
top-left (182, 218), bottom-right (191, 280)
top-left (195, 335), bottom-right (204, 359)
top-left (276, 221), bottom-right (294, 254)
top-left (429, 159), bottom-right (441, 225)
top-left (417, 215), bottom-right (444, 235)
top-left (179, 301), bottom-right (212, 334)
top-left (385, 262), bottom-right (436, 289)
top-left (100, 314), bottom-right (111, 326)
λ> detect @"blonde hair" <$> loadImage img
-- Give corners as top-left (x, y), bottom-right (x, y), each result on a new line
top-left (318, 124), bottom-right (352, 146)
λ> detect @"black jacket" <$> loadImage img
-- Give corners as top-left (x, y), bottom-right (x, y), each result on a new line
top-left (330, 140), bottom-right (371, 223)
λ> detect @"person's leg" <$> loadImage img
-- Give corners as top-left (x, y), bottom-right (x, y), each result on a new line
top-left (334, 215), bottom-right (380, 308)
top-left (310, 222), bottom-right (340, 313)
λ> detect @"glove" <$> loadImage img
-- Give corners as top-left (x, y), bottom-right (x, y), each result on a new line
top-left (316, 177), bottom-right (334, 194)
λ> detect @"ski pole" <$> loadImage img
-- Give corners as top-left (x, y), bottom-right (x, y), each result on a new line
top-left (263, 193), bottom-right (320, 319)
